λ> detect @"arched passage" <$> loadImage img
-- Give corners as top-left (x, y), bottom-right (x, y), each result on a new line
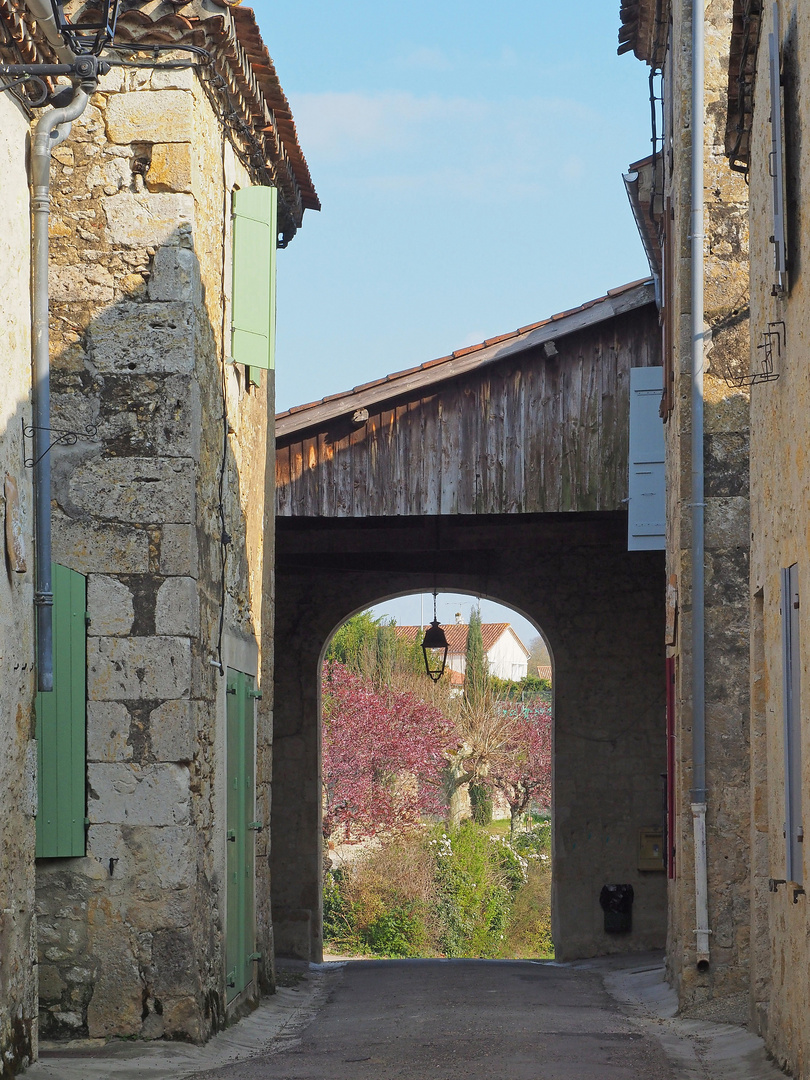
top-left (271, 511), bottom-right (666, 962)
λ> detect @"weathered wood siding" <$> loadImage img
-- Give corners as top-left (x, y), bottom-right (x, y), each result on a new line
top-left (277, 303), bottom-right (660, 517)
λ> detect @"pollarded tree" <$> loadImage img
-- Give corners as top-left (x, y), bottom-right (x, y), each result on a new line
top-left (322, 661), bottom-right (453, 842)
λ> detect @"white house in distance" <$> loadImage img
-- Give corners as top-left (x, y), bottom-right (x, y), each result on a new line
top-left (396, 619), bottom-right (530, 682)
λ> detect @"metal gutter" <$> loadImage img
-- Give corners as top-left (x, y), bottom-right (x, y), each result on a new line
top-left (690, 0), bottom-right (710, 972)
top-left (31, 75), bottom-right (94, 690)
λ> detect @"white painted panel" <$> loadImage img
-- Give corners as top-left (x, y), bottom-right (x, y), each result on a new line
top-left (628, 367), bottom-right (665, 551)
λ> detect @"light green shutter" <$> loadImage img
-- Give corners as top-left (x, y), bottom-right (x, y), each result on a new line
top-left (231, 185), bottom-right (278, 384)
top-left (36, 563), bottom-right (87, 858)
top-left (226, 668), bottom-right (257, 1002)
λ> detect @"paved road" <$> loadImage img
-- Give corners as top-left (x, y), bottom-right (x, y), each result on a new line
top-left (187, 959), bottom-right (674, 1080)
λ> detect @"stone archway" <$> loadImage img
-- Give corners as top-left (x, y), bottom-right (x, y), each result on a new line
top-left (270, 511), bottom-right (666, 962)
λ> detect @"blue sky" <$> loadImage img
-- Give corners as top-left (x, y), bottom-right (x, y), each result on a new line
top-left (256, 0), bottom-right (653, 414)
top-left (259, 2), bottom-right (652, 641)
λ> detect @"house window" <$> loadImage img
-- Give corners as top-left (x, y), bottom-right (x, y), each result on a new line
top-left (36, 564), bottom-right (87, 858)
top-left (231, 185), bottom-right (278, 388)
top-left (780, 564), bottom-right (803, 883)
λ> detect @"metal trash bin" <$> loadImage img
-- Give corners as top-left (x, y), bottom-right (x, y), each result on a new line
top-left (599, 883), bottom-right (634, 933)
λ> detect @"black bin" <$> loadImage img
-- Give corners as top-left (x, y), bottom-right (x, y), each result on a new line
top-left (599, 883), bottom-right (634, 933)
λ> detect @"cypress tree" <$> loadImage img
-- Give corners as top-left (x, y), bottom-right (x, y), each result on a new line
top-left (464, 606), bottom-right (488, 707)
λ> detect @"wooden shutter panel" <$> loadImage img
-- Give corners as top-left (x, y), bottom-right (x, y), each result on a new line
top-left (628, 367), bottom-right (666, 550)
top-left (231, 186), bottom-right (278, 376)
top-left (36, 563), bottom-right (86, 858)
top-left (226, 668), bottom-right (257, 1002)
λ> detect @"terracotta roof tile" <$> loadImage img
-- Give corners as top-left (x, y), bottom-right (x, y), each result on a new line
top-left (394, 622), bottom-right (528, 658)
top-left (57, 0), bottom-right (319, 235)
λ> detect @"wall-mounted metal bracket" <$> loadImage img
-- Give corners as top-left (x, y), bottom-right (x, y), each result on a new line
top-left (725, 320), bottom-right (785, 387)
top-left (793, 886), bottom-right (805, 904)
top-left (22, 419), bottom-right (97, 468)
top-left (768, 878), bottom-right (786, 892)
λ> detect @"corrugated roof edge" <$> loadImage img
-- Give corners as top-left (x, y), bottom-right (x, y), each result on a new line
top-left (276, 278), bottom-right (655, 439)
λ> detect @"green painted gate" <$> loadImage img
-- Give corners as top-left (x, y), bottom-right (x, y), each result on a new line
top-left (36, 563), bottom-right (87, 858)
top-left (226, 668), bottom-right (260, 1001)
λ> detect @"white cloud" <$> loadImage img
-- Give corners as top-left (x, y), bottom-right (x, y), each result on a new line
top-left (396, 46), bottom-right (454, 71)
top-left (290, 90), bottom-right (603, 205)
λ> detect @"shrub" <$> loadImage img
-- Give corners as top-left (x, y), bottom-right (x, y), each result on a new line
top-left (431, 822), bottom-right (512, 958)
top-left (322, 820), bottom-right (553, 961)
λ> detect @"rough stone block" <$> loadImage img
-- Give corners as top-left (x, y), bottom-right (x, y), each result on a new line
top-left (705, 496), bottom-right (750, 550)
top-left (88, 823), bottom-right (195, 890)
top-left (155, 577), bottom-right (199, 637)
top-left (49, 263), bottom-right (114, 304)
top-left (37, 964), bottom-right (66, 1002)
top-left (86, 897), bottom-right (143, 1038)
top-left (88, 636), bottom-right (192, 700)
top-left (102, 192), bottom-right (193, 248)
top-left (69, 457), bottom-right (195, 525)
top-left (150, 67), bottom-right (194, 91)
top-left (87, 763), bottom-right (191, 826)
top-left (147, 245), bottom-right (199, 302)
top-left (147, 143), bottom-right (192, 193)
top-left (86, 701), bottom-right (132, 763)
top-left (159, 524), bottom-right (199, 577)
top-left (88, 301), bottom-right (195, 375)
top-left (105, 90), bottom-right (193, 144)
top-left (52, 514), bottom-right (149, 574)
top-left (87, 575), bottom-right (135, 636)
top-left (149, 699), bottom-right (195, 762)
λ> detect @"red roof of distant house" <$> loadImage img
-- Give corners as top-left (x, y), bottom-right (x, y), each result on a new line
top-left (394, 623), bottom-right (530, 658)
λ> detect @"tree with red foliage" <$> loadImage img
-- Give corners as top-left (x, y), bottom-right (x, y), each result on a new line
top-left (321, 661), bottom-right (453, 841)
top-left (489, 698), bottom-right (552, 838)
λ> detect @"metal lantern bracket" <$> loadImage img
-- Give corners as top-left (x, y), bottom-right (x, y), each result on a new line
top-left (22, 419), bottom-right (98, 468)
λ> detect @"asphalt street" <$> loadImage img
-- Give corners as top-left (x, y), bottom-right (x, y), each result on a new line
top-left (186, 959), bottom-right (675, 1080)
top-left (28, 955), bottom-right (786, 1080)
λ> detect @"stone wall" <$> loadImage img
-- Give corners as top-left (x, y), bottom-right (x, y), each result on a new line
top-left (35, 64), bottom-right (274, 1042)
top-left (747, 2), bottom-right (810, 1073)
top-left (0, 90), bottom-right (38, 1077)
top-left (662, 0), bottom-right (752, 1016)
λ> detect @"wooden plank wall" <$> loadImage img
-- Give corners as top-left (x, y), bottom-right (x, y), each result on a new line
top-left (276, 304), bottom-right (660, 518)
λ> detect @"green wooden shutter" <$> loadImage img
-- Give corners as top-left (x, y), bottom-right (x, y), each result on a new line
top-left (36, 563), bottom-right (87, 858)
top-left (226, 668), bottom-right (257, 1002)
top-left (231, 186), bottom-right (278, 384)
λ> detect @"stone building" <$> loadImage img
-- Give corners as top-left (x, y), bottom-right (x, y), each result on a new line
top-left (0, 0), bottom-right (317, 1066)
top-left (724, 1), bottom-right (810, 1074)
top-left (0, 1), bottom-right (47, 1070)
top-left (619, 0), bottom-right (753, 1019)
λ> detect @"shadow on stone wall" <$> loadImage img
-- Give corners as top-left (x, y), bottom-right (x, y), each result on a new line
top-left (35, 224), bottom-right (267, 1042)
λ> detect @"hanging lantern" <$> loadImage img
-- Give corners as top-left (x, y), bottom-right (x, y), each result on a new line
top-left (50, 0), bottom-right (121, 55)
top-left (421, 590), bottom-right (449, 682)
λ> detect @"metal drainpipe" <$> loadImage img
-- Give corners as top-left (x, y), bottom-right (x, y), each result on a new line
top-left (690, 0), bottom-right (710, 971)
top-left (31, 78), bottom-right (94, 691)
top-left (23, 0), bottom-right (75, 61)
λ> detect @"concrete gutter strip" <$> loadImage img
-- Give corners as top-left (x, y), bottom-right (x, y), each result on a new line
top-left (597, 957), bottom-right (787, 1079)
top-left (24, 964), bottom-right (339, 1080)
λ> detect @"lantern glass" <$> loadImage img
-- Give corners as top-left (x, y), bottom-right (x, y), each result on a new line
top-left (421, 618), bottom-right (449, 682)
